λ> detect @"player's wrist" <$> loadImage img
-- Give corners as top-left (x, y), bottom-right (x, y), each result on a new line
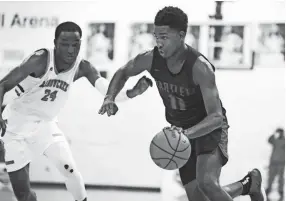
top-left (104, 95), bottom-right (115, 102)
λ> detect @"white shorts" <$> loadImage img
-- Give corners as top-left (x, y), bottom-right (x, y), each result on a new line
top-left (1, 113), bottom-right (67, 173)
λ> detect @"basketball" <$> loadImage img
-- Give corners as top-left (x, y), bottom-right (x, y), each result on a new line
top-left (149, 127), bottom-right (192, 170)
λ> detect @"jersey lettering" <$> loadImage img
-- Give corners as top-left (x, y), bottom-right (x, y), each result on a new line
top-left (155, 80), bottom-right (194, 111)
top-left (39, 79), bottom-right (69, 92)
top-left (155, 80), bottom-right (195, 97)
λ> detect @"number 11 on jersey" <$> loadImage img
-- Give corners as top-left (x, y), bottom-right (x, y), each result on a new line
top-left (41, 89), bottom-right (58, 101)
top-left (168, 94), bottom-right (187, 110)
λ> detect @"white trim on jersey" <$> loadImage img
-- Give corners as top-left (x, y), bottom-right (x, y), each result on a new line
top-left (94, 77), bottom-right (130, 102)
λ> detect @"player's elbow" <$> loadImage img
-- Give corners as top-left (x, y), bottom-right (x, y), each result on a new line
top-left (212, 112), bottom-right (224, 127)
top-left (0, 81), bottom-right (8, 94)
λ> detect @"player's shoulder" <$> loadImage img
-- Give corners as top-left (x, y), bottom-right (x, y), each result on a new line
top-left (133, 49), bottom-right (154, 65)
top-left (135, 49), bottom-right (154, 60)
top-left (189, 45), bottom-right (215, 74)
top-left (18, 49), bottom-right (49, 76)
top-left (195, 56), bottom-right (215, 72)
top-left (22, 48), bottom-right (48, 66)
top-left (192, 55), bottom-right (216, 85)
top-left (133, 49), bottom-right (154, 71)
top-left (77, 59), bottom-right (99, 77)
top-left (30, 48), bottom-right (48, 61)
top-left (79, 59), bottom-right (96, 71)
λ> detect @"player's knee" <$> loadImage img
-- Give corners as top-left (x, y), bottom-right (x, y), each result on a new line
top-left (183, 180), bottom-right (198, 200)
top-left (13, 188), bottom-right (36, 201)
top-left (197, 175), bottom-right (220, 196)
top-left (57, 162), bottom-right (77, 178)
top-left (60, 163), bottom-right (83, 182)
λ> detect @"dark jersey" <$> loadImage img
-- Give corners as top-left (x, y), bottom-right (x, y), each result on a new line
top-left (150, 45), bottom-right (227, 129)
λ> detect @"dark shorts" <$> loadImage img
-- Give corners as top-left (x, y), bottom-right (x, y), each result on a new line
top-left (179, 124), bottom-right (229, 186)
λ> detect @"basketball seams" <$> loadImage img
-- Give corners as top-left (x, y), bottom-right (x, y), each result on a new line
top-left (164, 131), bottom-right (181, 169)
top-left (164, 128), bottom-right (191, 152)
top-left (152, 158), bottom-right (178, 169)
top-left (163, 128), bottom-right (190, 152)
top-left (162, 128), bottom-right (177, 151)
top-left (150, 128), bottom-right (192, 170)
top-left (151, 141), bottom-right (189, 160)
top-left (176, 143), bottom-right (191, 152)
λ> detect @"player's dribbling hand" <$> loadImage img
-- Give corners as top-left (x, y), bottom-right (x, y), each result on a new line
top-left (98, 97), bottom-right (118, 116)
top-left (0, 118), bottom-right (6, 137)
top-left (170, 125), bottom-right (185, 135)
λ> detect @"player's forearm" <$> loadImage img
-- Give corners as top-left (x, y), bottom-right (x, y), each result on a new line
top-left (184, 113), bottom-right (223, 139)
top-left (105, 69), bottom-right (129, 101)
top-left (115, 89), bottom-right (134, 102)
top-left (94, 77), bottom-right (133, 102)
top-left (0, 84), bottom-right (6, 118)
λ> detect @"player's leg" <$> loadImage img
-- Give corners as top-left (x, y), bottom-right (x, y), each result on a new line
top-left (179, 144), bottom-right (233, 201)
top-left (8, 164), bottom-right (37, 201)
top-left (277, 165), bottom-right (284, 201)
top-left (181, 125), bottom-right (265, 201)
top-left (183, 178), bottom-right (243, 201)
top-left (196, 147), bottom-right (233, 201)
top-left (43, 139), bottom-right (87, 201)
top-left (195, 150), bottom-right (266, 201)
top-left (266, 163), bottom-right (277, 196)
top-left (180, 125), bottom-right (235, 201)
top-left (183, 171), bottom-right (262, 201)
top-left (3, 136), bottom-right (37, 201)
top-left (29, 121), bottom-right (87, 201)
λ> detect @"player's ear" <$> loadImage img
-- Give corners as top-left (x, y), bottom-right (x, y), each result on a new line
top-left (179, 31), bottom-right (186, 39)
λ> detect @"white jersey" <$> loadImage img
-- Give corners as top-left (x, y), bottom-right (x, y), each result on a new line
top-left (4, 48), bottom-right (81, 122)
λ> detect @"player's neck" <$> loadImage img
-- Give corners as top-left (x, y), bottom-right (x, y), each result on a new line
top-left (54, 52), bottom-right (73, 73)
top-left (168, 43), bottom-right (188, 62)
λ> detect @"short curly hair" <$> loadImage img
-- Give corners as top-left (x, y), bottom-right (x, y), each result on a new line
top-left (55, 21), bottom-right (82, 40)
top-left (154, 6), bottom-right (188, 33)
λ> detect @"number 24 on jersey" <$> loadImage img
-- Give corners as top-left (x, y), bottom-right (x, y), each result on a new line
top-left (41, 89), bottom-right (58, 102)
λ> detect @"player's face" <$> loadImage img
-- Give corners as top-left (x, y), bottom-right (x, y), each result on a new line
top-left (154, 25), bottom-right (185, 58)
top-left (54, 31), bottom-right (81, 64)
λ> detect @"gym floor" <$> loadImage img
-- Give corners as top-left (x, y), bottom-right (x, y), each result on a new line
top-left (0, 185), bottom-right (161, 201)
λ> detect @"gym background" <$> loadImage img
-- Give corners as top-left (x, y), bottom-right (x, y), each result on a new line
top-left (0, 1), bottom-right (284, 201)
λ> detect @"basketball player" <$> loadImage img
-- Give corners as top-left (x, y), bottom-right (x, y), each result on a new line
top-left (99, 6), bottom-right (266, 201)
top-left (0, 21), bottom-right (152, 201)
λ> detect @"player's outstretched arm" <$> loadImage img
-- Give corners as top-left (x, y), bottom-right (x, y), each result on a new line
top-left (105, 50), bottom-right (153, 102)
top-left (0, 50), bottom-right (46, 136)
top-left (76, 60), bottom-right (152, 102)
top-left (0, 51), bottom-right (46, 113)
top-left (184, 56), bottom-right (224, 139)
top-left (98, 50), bottom-right (153, 116)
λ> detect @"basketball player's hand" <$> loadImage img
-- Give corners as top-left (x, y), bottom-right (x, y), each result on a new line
top-left (98, 97), bottom-right (119, 116)
top-left (128, 76), bottom-right (153, 98)
top-left (170, 126), bottom-right (185, 135)
top-left (0, 118), bottom-right (6, 137)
